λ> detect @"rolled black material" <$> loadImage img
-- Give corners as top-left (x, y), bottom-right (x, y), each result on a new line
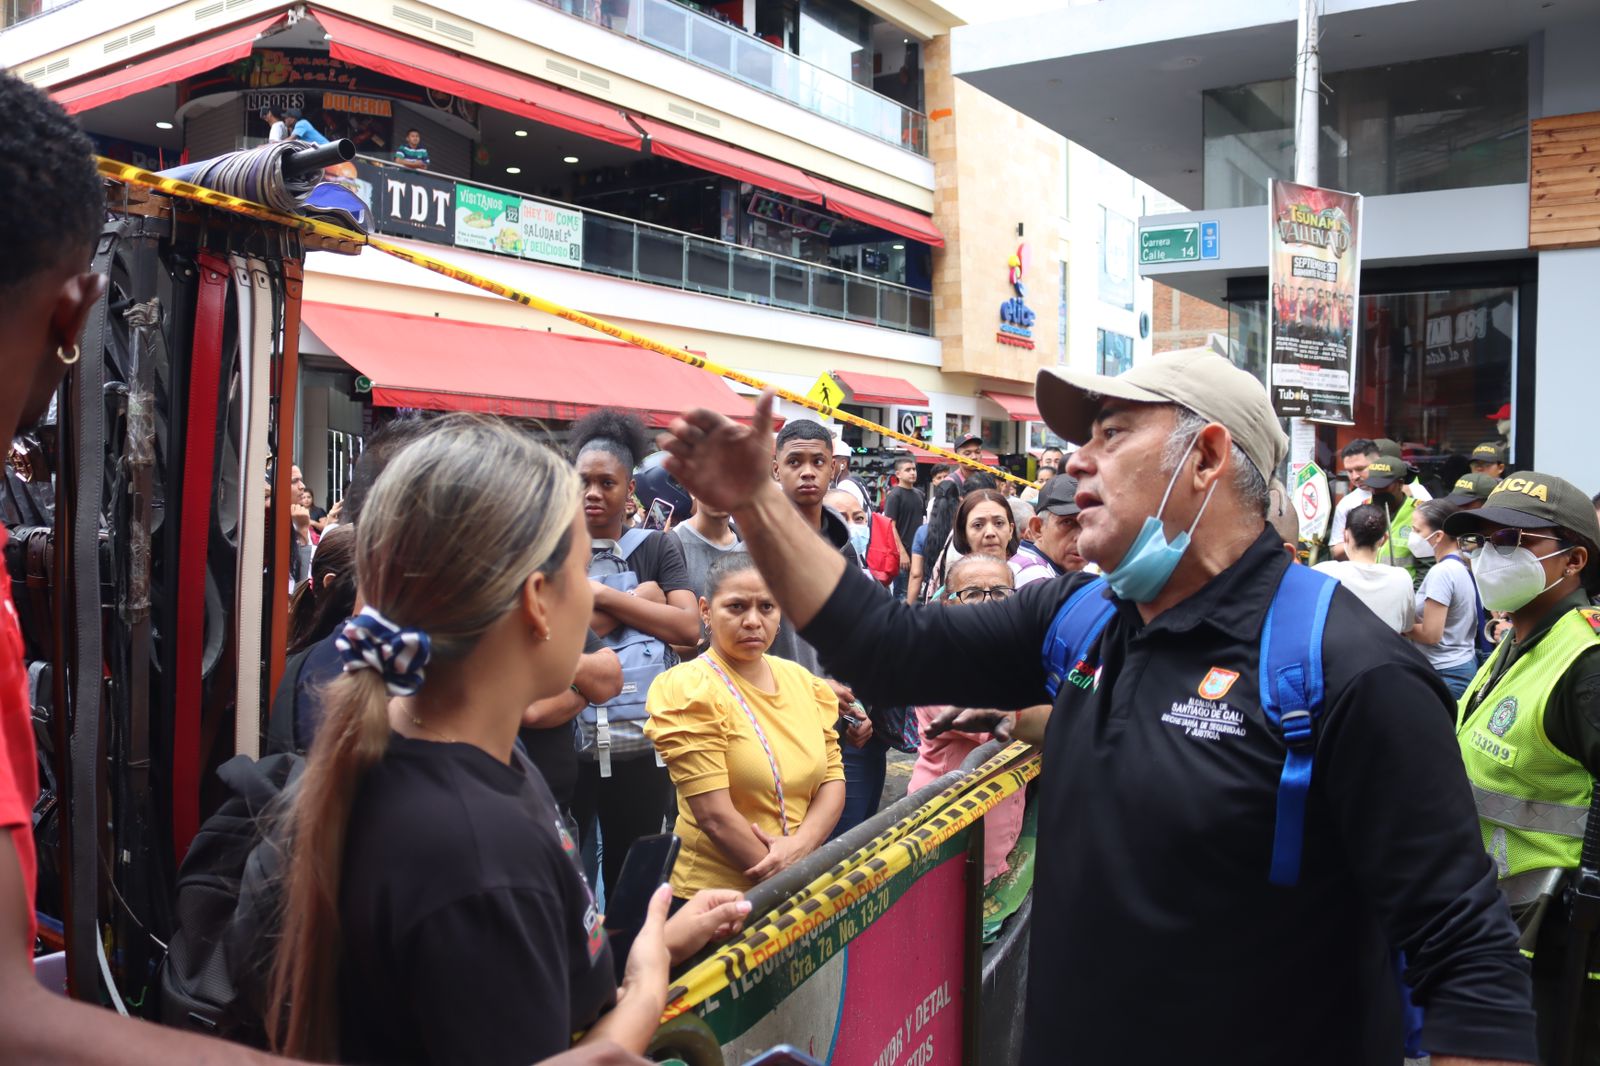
top-left (281, 139), bottom-right (354, 180)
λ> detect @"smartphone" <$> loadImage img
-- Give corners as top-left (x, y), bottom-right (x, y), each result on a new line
top-left (644, 497), bottom-right (676, 531)
top-left (606, 833), bottom-right (681, 976)
top-left (743, 1046), bottom-right (825, 1066)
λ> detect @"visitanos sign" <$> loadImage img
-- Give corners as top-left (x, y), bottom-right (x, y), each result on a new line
top-left (998, 243), bottom-right (1036, 349)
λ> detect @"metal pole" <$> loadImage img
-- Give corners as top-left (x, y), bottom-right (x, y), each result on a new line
top-left (1285, 0), bottom-right (1322, 477)
top-left (1293, 0), bottom-right (1320, 186)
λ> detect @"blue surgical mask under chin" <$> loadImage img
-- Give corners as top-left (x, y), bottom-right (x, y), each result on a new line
top-left (1103, 436), bottom-right (1219, 603)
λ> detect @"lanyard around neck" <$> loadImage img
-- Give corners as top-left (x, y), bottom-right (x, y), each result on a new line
top-left (701, 652), bottom-right (789, 836)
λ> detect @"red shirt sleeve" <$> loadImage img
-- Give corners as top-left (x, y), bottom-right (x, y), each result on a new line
top-left (0, 525), bottom-right (40, 950)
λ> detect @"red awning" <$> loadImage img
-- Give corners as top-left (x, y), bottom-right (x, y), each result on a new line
top-left (54, 13), bottom-right (287, 114)
top-left (312, 9), bottom-right (641, 150)
top-left (833, 371), bottom-right (928, 407)
top-left (632, 116), bottom-right (821, 204)
top-left (981, 390), bottom-right (1041, 422)
top-left (812, 177), bottom-right (944, 248)
top-left (301, 304), bottom-right (751, 427)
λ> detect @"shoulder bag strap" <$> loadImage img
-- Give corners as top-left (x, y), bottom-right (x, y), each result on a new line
top-left (700, 654), bottom-right (789, 836)
top-left (1041, 577), bottom-right (1115, 700)
top-left (1259, 564), bottom-right (1337, 887)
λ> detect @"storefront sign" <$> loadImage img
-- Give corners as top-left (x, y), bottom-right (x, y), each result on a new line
top-left (454, 184), bottom-right (522, 255)
top-left (1267, 180), bottom-right (1362, 423)
top-left (368, 166), bottom-right (455, 244)
top-left (998, 243), bottom-right (1036, 349)
top-left (747, 191), bottom-right (837, 238)
top-left (519, 200), bottom-right (584, 267)
top-left (897, 410), bottom-right (932, 442)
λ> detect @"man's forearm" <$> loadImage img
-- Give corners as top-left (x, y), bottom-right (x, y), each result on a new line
top-left (523, 688), bottom-right (586, 728)
top-left (730, 484), bottom-right (846, 631)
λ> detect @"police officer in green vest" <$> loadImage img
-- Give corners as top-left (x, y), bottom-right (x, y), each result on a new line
top-left (1364, 454), bottom-right (1420, 581)
top-left (1449, 472), bottom-right (1600, 1064)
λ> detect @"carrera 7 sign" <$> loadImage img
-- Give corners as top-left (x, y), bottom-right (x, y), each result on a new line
top-left (1139, 224), bottom-right (1199, 264)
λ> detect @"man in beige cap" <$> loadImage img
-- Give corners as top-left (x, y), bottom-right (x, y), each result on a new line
top-left (658, 348), bottom-right (1535, 1065)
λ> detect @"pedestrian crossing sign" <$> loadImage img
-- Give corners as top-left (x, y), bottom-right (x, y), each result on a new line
top-left (806, 372), bottom-right (845, 410)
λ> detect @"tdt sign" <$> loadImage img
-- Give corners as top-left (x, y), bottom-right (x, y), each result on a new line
top-left (371, 166), bottom-right (455, 245)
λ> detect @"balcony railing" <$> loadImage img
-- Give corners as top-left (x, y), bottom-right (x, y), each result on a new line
top-left (534, 0), bottom-right (928, 157)
top-left (357, 155), bottom-right (933, 335)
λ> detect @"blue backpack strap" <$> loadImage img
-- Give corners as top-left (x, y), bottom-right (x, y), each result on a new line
top-left (617, 527), bottom-right (653, 560)
top-left (1041, 577), bottom-right (1116, 700)
top-left (1258, 564), bottom-right (1338, 887)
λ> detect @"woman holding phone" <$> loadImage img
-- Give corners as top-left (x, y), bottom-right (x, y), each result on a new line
top-left (646, 553), bottom-right (845, 897)
top-left (268, 415), bottom-right (747, 1065)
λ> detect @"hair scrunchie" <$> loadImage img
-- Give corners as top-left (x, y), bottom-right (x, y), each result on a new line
top-left (335, 607), bottom-right (432, 697)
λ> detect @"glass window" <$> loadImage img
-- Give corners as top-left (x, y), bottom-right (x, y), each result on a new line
top-left (1203, 48), bottom-right (1528, 209)
top-left (1098, 207), bottom-right (1134, 310)
top-left (797, 0), bottom-right (871, 84)
top-left (1058, 261), bottom-right (1069, 363)
top-left (1229, 286), bottom-right (1516, 489)
top-left (1097, 329), bottom-right (1134, 375)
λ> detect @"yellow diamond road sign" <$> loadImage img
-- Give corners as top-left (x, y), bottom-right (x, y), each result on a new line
top-left (806, 372), bottom-right (845, 409)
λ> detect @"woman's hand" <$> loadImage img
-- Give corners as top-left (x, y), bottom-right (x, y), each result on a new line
top-left (745, 825), bottom-right (812, 881)
top-left (663, 890), bottom-right (753, 964)
top-left (583, 886), bottom-right (673, 1054)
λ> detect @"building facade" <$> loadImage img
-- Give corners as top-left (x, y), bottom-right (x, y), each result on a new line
top-left (4, 0), bottom-right (1081, 501)
top-left (951, 0), bottom-right (1600, 495)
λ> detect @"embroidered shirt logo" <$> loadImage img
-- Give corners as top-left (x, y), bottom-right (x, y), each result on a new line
top-left (1487, 697), bottom-right (1518, 737)
top-left (1582, 608), bottom-right (1600, 634)
top-left (1064, 656), bottom-right (1101, 692)
top-left (1197, 667), bottom-right (1240, 701)
top-left (1161, 697), bottom-right (1247, 742)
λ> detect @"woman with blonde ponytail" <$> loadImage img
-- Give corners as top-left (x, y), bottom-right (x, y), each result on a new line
top-left (267, 415), bottom-right (749, 1065)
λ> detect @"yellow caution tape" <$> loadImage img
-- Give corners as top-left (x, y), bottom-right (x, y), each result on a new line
top-left (747, 740), bottom-right (1032, 934)
top-left (660, 744), bottom-right (1041, 1019)
top-left (94, 156), bottom-right (1040, 489)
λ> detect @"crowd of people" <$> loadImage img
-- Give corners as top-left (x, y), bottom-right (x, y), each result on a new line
top-left (7, 67), bottom-right (1600, 1066)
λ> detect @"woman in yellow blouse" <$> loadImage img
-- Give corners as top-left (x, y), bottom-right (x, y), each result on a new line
top-left (646, 553), bottom-right (845, 898)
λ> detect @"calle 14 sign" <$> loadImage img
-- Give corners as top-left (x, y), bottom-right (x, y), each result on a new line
top-left (998, 243), bottom-right (1036, 349)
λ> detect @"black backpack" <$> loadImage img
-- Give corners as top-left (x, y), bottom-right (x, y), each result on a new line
top-left (158, 752), bottom-right (303, 1046)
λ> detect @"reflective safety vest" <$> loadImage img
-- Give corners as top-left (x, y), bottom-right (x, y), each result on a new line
top-left (1456, 608), bottom-right (1600, 900)
top-left (1380, 495), bottom-right (1418, 579)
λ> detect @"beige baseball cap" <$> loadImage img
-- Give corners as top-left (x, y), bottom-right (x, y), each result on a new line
top-left (1035, 349), bottom-right (1288, 479)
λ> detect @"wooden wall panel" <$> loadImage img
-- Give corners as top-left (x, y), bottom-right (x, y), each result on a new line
top-left (1530, 111), bottom-right (1600, 250)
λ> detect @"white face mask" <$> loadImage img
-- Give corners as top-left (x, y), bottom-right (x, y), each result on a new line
top-left (1406, 529), bottom-right (1437, 560)
top-left (1471, 544), bottom-right (1571, 613)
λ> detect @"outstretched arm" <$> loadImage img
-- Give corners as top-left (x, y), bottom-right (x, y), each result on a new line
top-left (659, 391), bottom-right (847, 631)
top-left (661, 392), bottom-right (1077, 712)
top-left (0, 841), bottom-right (288, 1064)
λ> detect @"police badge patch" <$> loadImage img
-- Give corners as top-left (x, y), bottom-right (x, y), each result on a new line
top-left (1487, 697), bottom-right (1518, 737)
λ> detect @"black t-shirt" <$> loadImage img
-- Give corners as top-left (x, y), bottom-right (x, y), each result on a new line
top-left (883, 484), bottom-right (925, 551)
top-left (596, 529), bottom-right (693, 595)
top-left (520, 630), bottom-right (605, 808)
top-left (800, 529), bottom-right (1536, 1065)
top-left (339, 735), bottom-right (615, 1065)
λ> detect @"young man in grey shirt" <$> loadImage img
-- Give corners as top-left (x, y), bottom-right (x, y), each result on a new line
top-left (670, 493), bottom-right (742, 602)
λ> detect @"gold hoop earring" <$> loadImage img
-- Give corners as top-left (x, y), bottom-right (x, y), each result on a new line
top-left (57, 345), bottom-right (80, 366)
